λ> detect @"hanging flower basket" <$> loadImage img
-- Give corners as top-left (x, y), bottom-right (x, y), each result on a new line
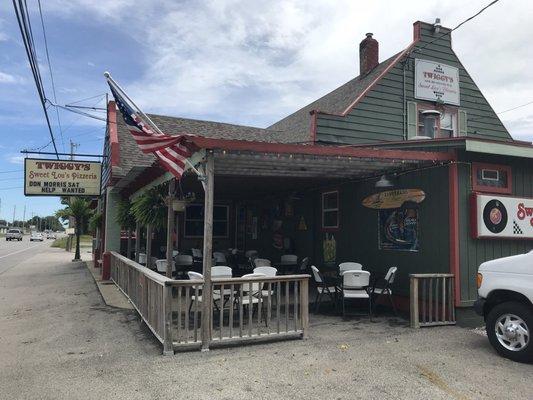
top-left (171, 199), bottom-right (188, 212)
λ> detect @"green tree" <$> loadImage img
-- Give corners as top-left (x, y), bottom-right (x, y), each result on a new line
top-left (56, 198), bottom-right (93, 261)
top-left (131, 185), bottom-right (167, 268)
top-left (116, 199), bottom-right (136, 259)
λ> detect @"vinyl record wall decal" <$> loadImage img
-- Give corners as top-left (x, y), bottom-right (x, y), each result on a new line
top-left (482, 199), bottom-right (508, 233)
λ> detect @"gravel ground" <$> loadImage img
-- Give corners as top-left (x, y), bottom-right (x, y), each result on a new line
top-left (0, 246), bottom-right (532, 400)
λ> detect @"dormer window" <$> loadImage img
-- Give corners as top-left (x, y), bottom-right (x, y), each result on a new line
top-left (440, 111), bottom-right (457, 138)
top-left (409, 102), bottom-right (460, 139)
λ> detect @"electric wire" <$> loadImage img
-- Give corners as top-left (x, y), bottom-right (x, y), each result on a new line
top-left (12, 0), bottom-right (59, 159)
top-left (37, 0), bottom-right (65, 152)
top-left (406, 0), bottom-right (501, 58)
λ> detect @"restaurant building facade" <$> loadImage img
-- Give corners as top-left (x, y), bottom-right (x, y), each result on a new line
top-left (97, 20), bottom-right (533, 315)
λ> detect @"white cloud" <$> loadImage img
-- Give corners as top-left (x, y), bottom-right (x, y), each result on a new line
top-left (0, 71), bottom-right (22, 84)
top-left (8, 155), bottom-right (24, 165)
top-left (43, 0), bottom-right (533, 140)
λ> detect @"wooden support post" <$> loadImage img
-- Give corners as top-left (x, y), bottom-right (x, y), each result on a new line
top-left (300, 278), bottom-right (309, 339)
top-left (410, 275), bottom-right (420, 329)
top-left (201, 152), bottom-right (214, 351)
top-left (166, 180), bottom-right (176, 279)
top-left (163, 284), bottom-right (174, 355)
top-left (126, 228), bottom-right (133, 260)
top-left (146, 224), bottom-right (153, 269)
top-left (134, 222), bottom-right (141, 263)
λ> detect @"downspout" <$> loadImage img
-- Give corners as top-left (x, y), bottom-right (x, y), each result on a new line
top-left (402, 58), bottom-right (407, 140)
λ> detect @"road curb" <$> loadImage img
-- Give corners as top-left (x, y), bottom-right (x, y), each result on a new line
top-left (84, 260), bottom-right (133, 310)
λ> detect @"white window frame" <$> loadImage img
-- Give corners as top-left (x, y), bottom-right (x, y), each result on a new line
top-left (322, 191), bottom-right (339, 229)
top-left (481, 169), bottom-right (500, 182)
top-left (184, 204), bottom-right (229, 238)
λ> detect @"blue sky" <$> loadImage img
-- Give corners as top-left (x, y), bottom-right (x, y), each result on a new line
top-left (0, 0), bottom-right (532, 222)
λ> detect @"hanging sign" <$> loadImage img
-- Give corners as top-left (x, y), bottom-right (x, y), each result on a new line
top-left (471, 193), bottom-right (533, 239)
top-left (24, 158), bottom-right (101, 197)
top-left (415, 59), bottom-right (460, 105)
top-left (362, 189), bottom-right (425, 209)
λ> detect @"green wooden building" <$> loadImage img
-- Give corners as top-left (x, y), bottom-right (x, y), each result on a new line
top-left (98, 20), bottom-right (533, 313)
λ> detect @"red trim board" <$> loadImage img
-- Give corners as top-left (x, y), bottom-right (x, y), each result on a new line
top-left (448, 159), bottom-right (461, 306)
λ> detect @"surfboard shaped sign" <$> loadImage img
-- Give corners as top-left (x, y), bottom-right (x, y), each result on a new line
top-left (362, 189), bottom-right (426, 210)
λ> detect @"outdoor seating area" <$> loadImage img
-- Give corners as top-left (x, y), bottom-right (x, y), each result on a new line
top-left (310, 263), bottom-right (398, 318)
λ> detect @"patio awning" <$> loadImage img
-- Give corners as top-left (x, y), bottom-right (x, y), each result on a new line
top-left (119, 136), bottom-right (454, 197)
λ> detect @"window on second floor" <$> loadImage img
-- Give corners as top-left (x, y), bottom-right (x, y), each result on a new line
top-left (408, 101), bottom-right (466, 140)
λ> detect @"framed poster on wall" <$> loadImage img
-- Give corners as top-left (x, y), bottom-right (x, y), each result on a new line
top-left (378, 207), bottom-right (419, 251)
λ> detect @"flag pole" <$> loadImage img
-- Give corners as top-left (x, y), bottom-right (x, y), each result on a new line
top-left (104, 72), bottom-right (204, 178)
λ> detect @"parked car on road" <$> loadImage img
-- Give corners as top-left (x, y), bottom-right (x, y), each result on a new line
top-left (475, 250), bottom-right (533, 363)
top-left (46, 232), bottom-right (56, 239)
top-left (6, 229), bottom-right (23, 241)
top-left (30, 232), bottom-right (44, 242)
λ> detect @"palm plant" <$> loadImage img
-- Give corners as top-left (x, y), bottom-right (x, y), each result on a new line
top-left (116, 199), bottom-right (136, 259)
top-left (56, 197), bottom-right (93, 261)
top-left (131, 185), bottom-right (167, 267)
top-left (88, 212), bottom-right (103, 234)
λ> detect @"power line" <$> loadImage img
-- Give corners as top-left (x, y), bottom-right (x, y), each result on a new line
top-left (407, 0), bottom-right (501, 58)
top-left (0, 169), bottom-right (23, 174)
top-left (0, 187), bottom-right (23, 191)
top-left (12, 0), bottom-right (59, 159)
top-left (37, 0), bottom-right (65, 152)
top-left (497, 100), bottom-right (533, 115)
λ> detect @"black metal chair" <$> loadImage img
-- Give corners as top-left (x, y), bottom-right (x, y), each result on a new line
top-left (298, 257), bottom-right (310, 274)
top-left (371, 266), bottom-right (398, 315)
top-left (310, 266), bottom-right (339, 312)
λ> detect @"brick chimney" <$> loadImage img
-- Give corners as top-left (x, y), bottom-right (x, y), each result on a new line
top-left (359, 33), bottom-right (379, 76)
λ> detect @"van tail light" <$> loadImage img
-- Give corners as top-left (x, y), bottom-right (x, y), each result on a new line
top-left (476, 273), bottom-right (483, 289)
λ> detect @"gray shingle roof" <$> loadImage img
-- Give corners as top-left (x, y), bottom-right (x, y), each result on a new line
top-left (267, 52), bottom-right (400, 138)
top-left (114, 52), bottom-right (401, 178)
top-left (115, 113), bottom-right (296, 177)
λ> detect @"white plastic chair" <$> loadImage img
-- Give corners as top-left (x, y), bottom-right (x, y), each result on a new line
top-left (172, 250), bottom-right (179, 257)
top-left (253, 258), bottom-right (271, 268)
top-left (212, 266), bottom-right (232, 278)
top-left (138, 253), bottom-right (147, 265)
top-left (213, 252), bottom-right (227, 265)
top-left (311, 265), bottom-right (339, 312)
top-left (239, 273), bottom-right (267, 308)
top-left (342, 270), bottom-right (372, 319)
top-left (212, 266), bottom-right (233, 300)
top-left (339, 262), bottom-right (363, 275)
top-left (253, 266), bottom-right (277, 276)
top-left (155, 259), bottom-right (175, 274)
top-left (191, 248), bottom-right (203, 258)
top-left (187, 271), bottom-right (221, 312)
top-left (253, 266), bottom-right (277, 298)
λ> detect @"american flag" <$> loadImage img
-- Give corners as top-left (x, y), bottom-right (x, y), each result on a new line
top-left (106, 77), bottom-right (195, 179)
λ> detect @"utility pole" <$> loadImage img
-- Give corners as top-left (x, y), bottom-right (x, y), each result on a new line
top-left (70, 140), bottom-right (79, 161)
top-left (12, 205), bottom-right (16, 227)
top-left (22, 204), bottom-right (26, 232)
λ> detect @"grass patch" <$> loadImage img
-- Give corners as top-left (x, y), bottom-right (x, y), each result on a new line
top-left (51, 237), bottom-right (68, 249)
top-left (51, 234), bottom-right (92, 249)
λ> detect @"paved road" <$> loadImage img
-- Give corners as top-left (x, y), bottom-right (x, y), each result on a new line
top-left (1, 246), bottom-right (532, 400)
top-left (0, 235), bottom-right (52, 276)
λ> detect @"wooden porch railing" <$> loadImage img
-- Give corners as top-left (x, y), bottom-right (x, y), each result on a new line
top-left (409, 273), bottom-right (456, 328)
top-left (109, 252), bottom-right (310, 354)
top-left (110, 251), bottom-right (172, 349)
